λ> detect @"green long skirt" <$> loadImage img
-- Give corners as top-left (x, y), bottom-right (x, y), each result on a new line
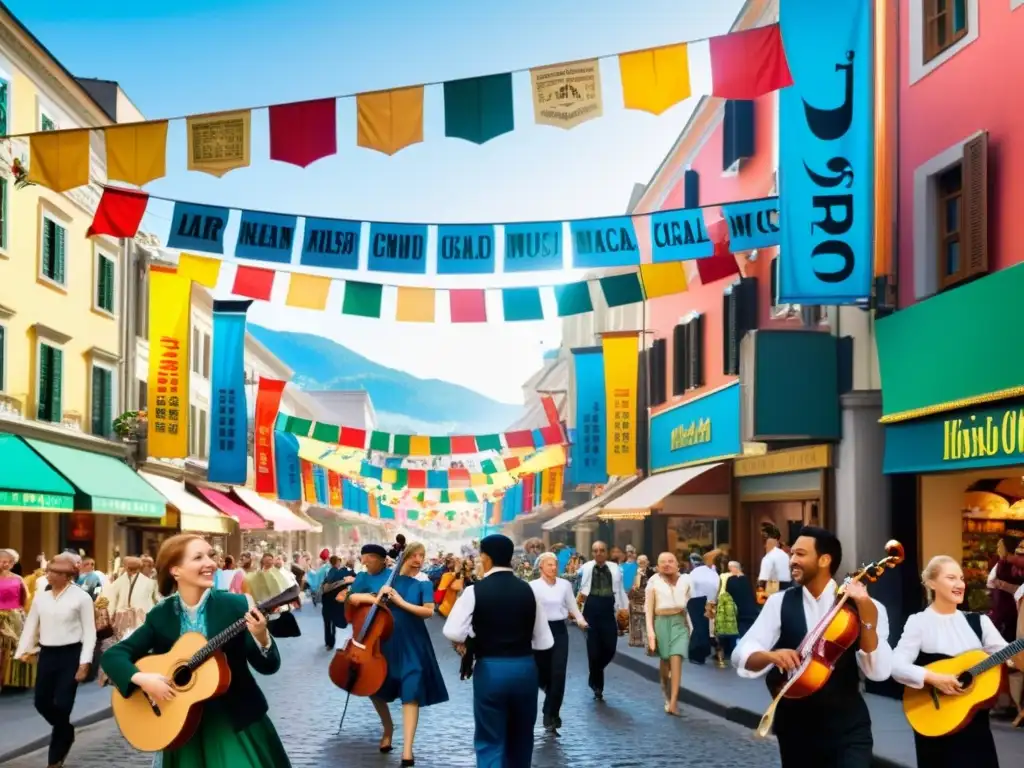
top-left (653, 613), bottom-right (689, 662)
top-left (156, 708), bottom-right (291, 768)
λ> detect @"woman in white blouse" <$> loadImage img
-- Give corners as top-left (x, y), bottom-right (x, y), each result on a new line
top-left (530, 553), bottom-right (587, 733)
top-left (892, 555), bottom-right (1013, 767)
top-left (645, 552), bottom-right (692, 716)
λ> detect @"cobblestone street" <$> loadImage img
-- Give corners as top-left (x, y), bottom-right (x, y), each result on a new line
top-left (2, 610), bottom-right (781, 767)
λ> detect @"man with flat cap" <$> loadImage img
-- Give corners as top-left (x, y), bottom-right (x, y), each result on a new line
top-left (443, 534), bottom-right (553, 768)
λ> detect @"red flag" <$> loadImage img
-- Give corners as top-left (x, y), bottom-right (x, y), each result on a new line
top-left (407, 469), bottom-right (427, 489)
top-left (540, 395), bottom-right (560, 427)
top-left (709, 24), bottom-right (793, 99)
top-left (449, 289), bottom-right (487, 323)
top-left (339, 426), bottom-right (367, 449)
top-left (232, 265), bottom-right (275, 301)
top-left (327, 471), bottom-right (343, 508)
top-left (269, 98), bottom-right (338, 168)
top-left (504, 430), bottom-right (534, 449)
top-left (254, 377), bottom-right (287, 494)
top-left (522, 475), bottom-right (535, 512)
top-left (88, 186), bottom-right (149, 238)
top-left (695, 219), bottom-right (741, 285)
top-left (450, 435), bottom-right (478, 454)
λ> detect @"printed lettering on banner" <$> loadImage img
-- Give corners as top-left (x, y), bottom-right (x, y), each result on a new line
top-left (531, 59), bottom-right (604, 129)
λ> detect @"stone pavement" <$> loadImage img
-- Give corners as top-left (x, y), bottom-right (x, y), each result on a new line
top-left (0, 608), bottom-right (781, 767)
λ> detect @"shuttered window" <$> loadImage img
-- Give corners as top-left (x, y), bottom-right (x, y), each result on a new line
top-left (41, 217), bottom-right (66, 286)
top-left (96, 252), bottom-right (115, 313)
top-left (938, 133), bottom-right (988, 291)
top-left (723, 278), bottom-right (759, 376)
top-left (0, 79), bottom-right (8, 136)
top-left (770, 257), bottom-right (779, 308)
top-left (37, 343), bottom-right (63, 422)
top-left (202, 333), bottom-right (211, 378)
top-left (191, 327), bottom-right (201, 374)
top-left (672, 323), bottom-right (687, 396)
top-left (671, 315), bottom-right (705, 393)
top-left (649, 338), bottom-right (667, 406)
top-left (40, 114), bottom-right (55, 131)
top-left (91, 365), bottom-right (113, 437)
top-left (0, 178), bottom-right (7, 252)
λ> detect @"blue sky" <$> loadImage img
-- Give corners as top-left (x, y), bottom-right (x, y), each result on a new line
top-left (11, 0), bottom-right (743, 404)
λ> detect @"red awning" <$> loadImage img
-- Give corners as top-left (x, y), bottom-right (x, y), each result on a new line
top-left (191, 486), bottom-right (266, 530)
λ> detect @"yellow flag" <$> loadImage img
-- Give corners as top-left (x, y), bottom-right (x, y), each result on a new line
top-left (541, 466), bottom-right (564, 504)
top-left (177, 253), bottom-right (221, 288)
top-left (408, 435), bottom-right (431, 456)
top-left (285, 273), bottom-right (332, 310)
top-left (186, 110), bottom-right (251, 177)
top-left (639, 262), bottom-right (688, 299)
top-left (395, 286), bottom-right (435, 322)
top-left (28, 129), bottom-right (91, 192)
top-left (356, 87), bottom-right (424, 156)
top-left (619, 44), bottom-right (692, 115)
top-left (382, 468), bottom-right (399, 485)
top-left (105, 121), bottom-right (168, 186)
top-left (530, 59), bottom-right (604, 129)
top-left (148, 266), bottom-right (191, 459)
top-left (602, 331), bottom-right (639, 476)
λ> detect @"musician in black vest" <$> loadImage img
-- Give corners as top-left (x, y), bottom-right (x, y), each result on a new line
top-left (731, 526), bottom-right (892, 768)
top-left (443, 534), bottom-right (553, 768)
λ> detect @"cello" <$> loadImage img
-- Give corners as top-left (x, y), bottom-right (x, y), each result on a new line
top-left (756, 540), bottom-right (905, 738)
top-left (328, 549), bottom-right (405, 728)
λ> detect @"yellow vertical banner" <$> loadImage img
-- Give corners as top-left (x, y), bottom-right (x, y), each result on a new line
top-left (369, 495), bottom-right (379, 519)
top-left (541, 466), bottom-right (564, 504)
top-left (300, 460), bottom-right (317, 504)
top-left (147, 266), bottom-right (191, 458)
top-left (602, 331), bottom-right (639, 476)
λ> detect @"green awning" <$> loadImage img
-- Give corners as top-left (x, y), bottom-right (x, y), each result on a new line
top-left (23, 438), bottom-right (167, 518)
top-left (876, 262), bottom-right (1024, 423)
top-left (0, 434), bottom-right (75, 512)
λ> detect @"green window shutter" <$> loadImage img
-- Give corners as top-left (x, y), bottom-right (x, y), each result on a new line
top-left (102, 368), bottom-right (113, 436)
top-left (0, 80), bottom-right (7, 136)
top-left (41, 115), bottom-right (54, 132)
top-left (103, 256), bottom-right (115, 311)
top-left (50, 347), bottom-right (62, 423)
top-left (41, 220), bottom-right (53, 279)
top-left (91, 366), bottom-right (102, 433)
top-left (37, 344), bottom-right (50, 420)
top-left (54, 225), bottom-right (66, 285)
top-left (0, 179), bottom-right (7, 251)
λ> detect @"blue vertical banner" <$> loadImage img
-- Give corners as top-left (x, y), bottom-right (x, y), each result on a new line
top-left (571, 346), bottom-right (608, 484)
top-left (274, 431), bottom-right (302, 501)
top-left (208, 300), bottom-right (252, 483)
top-left (312, 464), bottom-right (329, 506)
top-left (779, 0), bottom-right (874, 304)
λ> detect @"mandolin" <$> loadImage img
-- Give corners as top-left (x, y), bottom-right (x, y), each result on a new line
top-left (903, 636), bottom-right (1024, 738)
top-left (111, 585), bottom-right (300, 753)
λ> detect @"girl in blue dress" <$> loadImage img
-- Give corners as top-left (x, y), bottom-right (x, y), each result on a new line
top-left (348, 541), bottom-right (448, 766)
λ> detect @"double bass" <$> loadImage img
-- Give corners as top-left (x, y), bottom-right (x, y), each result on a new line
top-left (756, 540), bottom-right (905, 738)
top-left (328, 550), bottom-right (405, 726)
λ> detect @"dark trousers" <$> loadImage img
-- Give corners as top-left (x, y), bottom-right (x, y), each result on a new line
top-left (35, 643), bottom-right (82, 766)
top-left (473, 656), bottom-right (538, 768)
top-left (582, 594), bottom-right (617, 693)
top-left (323, 609), bottom-right (335, 648)
top-left (535, 621), bottom-right (568, 724)
top-left (687, 597), bottom-right (711, 663)
top-left (776, 698), bottom-right (872, 768)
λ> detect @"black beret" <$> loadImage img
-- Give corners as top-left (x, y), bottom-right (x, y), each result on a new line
top-left (361, 544), bottom-right (387, 558)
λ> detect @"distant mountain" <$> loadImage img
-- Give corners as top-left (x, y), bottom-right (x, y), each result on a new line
top-left (248, 326), bottom-right (523, 435)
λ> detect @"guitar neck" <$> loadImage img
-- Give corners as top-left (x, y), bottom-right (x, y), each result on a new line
top-left (970, 637), bottom-right (1024, 677)
top-left (185, 591), bottom-right (291, 671)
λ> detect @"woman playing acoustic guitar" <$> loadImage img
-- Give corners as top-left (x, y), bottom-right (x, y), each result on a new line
top-left (893, 555), bottom-right (1015, 768)
top-left (101, 534), bottom-right (290, 768)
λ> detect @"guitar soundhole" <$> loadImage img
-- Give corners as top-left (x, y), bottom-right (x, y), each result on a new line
top-left (172, 665), bottom-right (193, 688)
top-left (957, 671), bottom-right (974, 690)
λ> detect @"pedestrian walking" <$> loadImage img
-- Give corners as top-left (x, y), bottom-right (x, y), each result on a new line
top-left (576, 540), bottom-right (628, 699)
top-left (530, 552), bottom-right (587, 733)
top-left (15, 553), bottom-right (96, 768)
top-left (443, 534), bottom-right (553, 768)
top-left (645, 552), bottom-right (691, 716)
top-left (687, 552), bottom-right (719, 664)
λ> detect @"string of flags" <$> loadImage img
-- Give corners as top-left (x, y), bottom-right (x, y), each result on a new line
top-left (20, 24), bottom-right (792, 191)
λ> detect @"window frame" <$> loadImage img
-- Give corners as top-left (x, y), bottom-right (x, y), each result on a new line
top-left (910, 0), bottom-right (979, 84)
top-left (90, 360), bottom-right (117, 438)
top-left (935, 163), bottom-right (965, 290)
top-left (38, 212), bottom-right (68, 289)
top-left (923, 0), bottom-right (969, 63)
top-left (93, 245), bottom-right (118, 316)
top-left (40, 112), bottom-right (55, 132)
top-left (0, 76), bottom-right (9, 138)
top-left (0, 177), bottom-right (8, 256)
top-left (35, 339), bottom-right (64, 423)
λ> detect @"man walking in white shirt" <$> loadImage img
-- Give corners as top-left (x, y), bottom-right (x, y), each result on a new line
top-left (687, 553), bottom-right (720, 664)
top-left (16, 553), bottom-right (96, 768)
top-left (758, 534), bottom-right (792, 599)
top-left (576, 541), bottom-right (629, 700)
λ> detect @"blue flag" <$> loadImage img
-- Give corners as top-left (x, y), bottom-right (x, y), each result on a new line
top-left (721, 198), bottom-right (781, 252)
top-left (274, 431), bottom-right (301, 501)
top-left (367, 222), bottom-right (428, 274)
top-left (208, 300), bottom-right (251, 484)
top-left (235, 210), bottom-right (297, 263)
top-left (300, 217), bottom-right (361, 270)
top-left (648, 208), bottom-right (714, 263)
top-left (571, 346), bottom-right (608, 484)
top-left (570, 216), bottom-right (640, 269)
top-left (503, 222), bottom-right (563, 272)
top-left (437, 225), bottom-right (496, 274)
top-left (167, 202), bottom-right (229, 254)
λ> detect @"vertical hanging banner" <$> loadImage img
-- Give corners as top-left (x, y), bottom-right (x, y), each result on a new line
top-left (779, 0), bottom-right (874, 304)
top-left (522, 474), bottom-right (535, 513)
top-left (207, 300), bottom-right (252, 484)
top-left (602, 331), bottom-right (639, 476)
top-left (542, 466), bottom-right (564, 505)
top-left (147, 266), bottom-right (191, 459)
top-left (327, 470), bottom-right (344, 508)
top-left (300, 460), bottom-right (317, 503)
top-left (273, 431), bottom-right (302, 502)
top-left (254, 377), bottom-right (286, 494)
top-left (571, 347), bottom-right (608, 484)
top-left (312, 464), bottom-right (330, 506)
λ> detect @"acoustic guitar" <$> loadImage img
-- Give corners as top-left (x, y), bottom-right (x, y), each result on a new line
top-left (903, 636), bottom-right (1024, 738)
top-left (111, 585), bottom-right (300, 752)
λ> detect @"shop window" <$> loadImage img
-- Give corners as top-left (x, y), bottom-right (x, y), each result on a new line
top-left (90, 364), bottom-right (114, 437)
top-left (649, 338), bottom-right (667, 406)
top-left (936, 133), bottom-right (988, 291)
top-left (924, 0), bottom-right (968, 63)
top-left (37, 342), bottom-right (63, 422)
top-left (40, 216), bottom-right (67, 287)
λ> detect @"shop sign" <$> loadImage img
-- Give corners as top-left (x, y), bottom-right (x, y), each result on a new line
top-left (883, 402), bottom-right (1024, 474)
top-left (734, 445), bottom-right (832, 477)
top-left (650, 383), bottom-right (741, 473)
top-left (0, 490), bottom-right (73, 511)
top-left (93, 496), bottom-right (167, 518)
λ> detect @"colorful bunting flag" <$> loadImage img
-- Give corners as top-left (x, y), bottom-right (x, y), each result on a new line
top-left (356, 87), bottom-right (425, 156)
top-left (186, 110), bottom-right (251, 177)
top-left (409, 436), bottom-right (431, 456)
top-left (285, 273), bottom-right (332, 310)
top-left (87, 186), bottom-right (149, 238)
top-left (449, 289), bottom-right (487, 323)
top-left (443, 74), bottom-right (515, 145)
top-left (554, 281), bottom-right (593, 317)
top-left (693, 220), bottom-right (741, 285)
top-left (104, 121), bottom-right (169, 186)
top-left (177, 253), bottom-right (222, 288)
top-left (619, 44), bottom-right (692, 115)
top-left (28, 128), bottom-right (90, 191)
top-left (368, 223), bottom-right (428, 274)
top-left (342, 280), bottom-right (383, 317)
top-left (599, 272), bottom-right (644, 307)
top-left (530, 59), bottom-right (603, 129)
top-left (232, 265), bottom-right (276, 301)
top-left (709, 23), bottom-right (793, 99)
top-left (502, 287), bottom-right (544, 322)
top-left (639, 261), bottom-right (688, 299)
top-left (396, 286), bottom-right (436, 323)
top-left (269, 98), bottom-right (337, 168)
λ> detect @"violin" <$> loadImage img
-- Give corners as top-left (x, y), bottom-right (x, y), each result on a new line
top-left (756, 540), bottom-right (904, 739)
top-left (329, 550), bottom-right (405, 727)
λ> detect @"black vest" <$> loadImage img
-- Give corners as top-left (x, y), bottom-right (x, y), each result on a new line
top-left (471, 571), bottom-right (536, 659)
top-left (767, 586), bottom-right (871, 731)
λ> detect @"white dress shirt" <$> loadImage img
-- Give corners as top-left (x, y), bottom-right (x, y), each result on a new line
top-left (689, 565), bottom-right (720, 603)
top-left (892, 608), bottom-right (1007, 689)
top-left (576, 560), bottom-right (629, 612)
top-left (645, 573), bottom-right (692, 612)
top-left (758, 546), bottom-right (791, 583)
top-left (530, 577), bottom-right (585, 623)
top-left (16, 582), bottom-right (96, 665)
top-left (442, 567), bottom-right (554, 651)
top-left (731, 579), bottom-right (892, 682)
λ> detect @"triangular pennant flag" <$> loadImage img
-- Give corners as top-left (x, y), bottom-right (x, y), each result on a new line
top-left (87, 186), bottom-right (149, 238)
top-left (269, 98), bottom-right (337, 168)
top-left (356, 87), bottom-right (424, 156)
top-left (342, 280), bottom-right (384, 318)
top-left (104, 121), bottom-right (169, 186)
top-left (285, 273), bottom-right (332, 310)
top-left (619, 44), bottom-right (692, 115)
top-left (709, 23), bottom-right (793, 99)
top-left (443, 74), bottom-right (515, 145)
top-left (639, 261), bottom-right (688, 299)
top-left (395, 286), bottom-right (436, 323)
top-left (28, 129), bottom-right (90, 191)
top-left (177, 253), bottom-right (222, 289)
top-left (186, 110), bottom-right (252, 177)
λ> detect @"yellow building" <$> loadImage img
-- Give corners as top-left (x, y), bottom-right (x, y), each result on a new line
top-left (0, 7), bottom-right (165, 570)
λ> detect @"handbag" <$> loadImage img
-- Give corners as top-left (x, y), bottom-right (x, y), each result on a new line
top-left (94, 603), bottom-right (113, 641)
